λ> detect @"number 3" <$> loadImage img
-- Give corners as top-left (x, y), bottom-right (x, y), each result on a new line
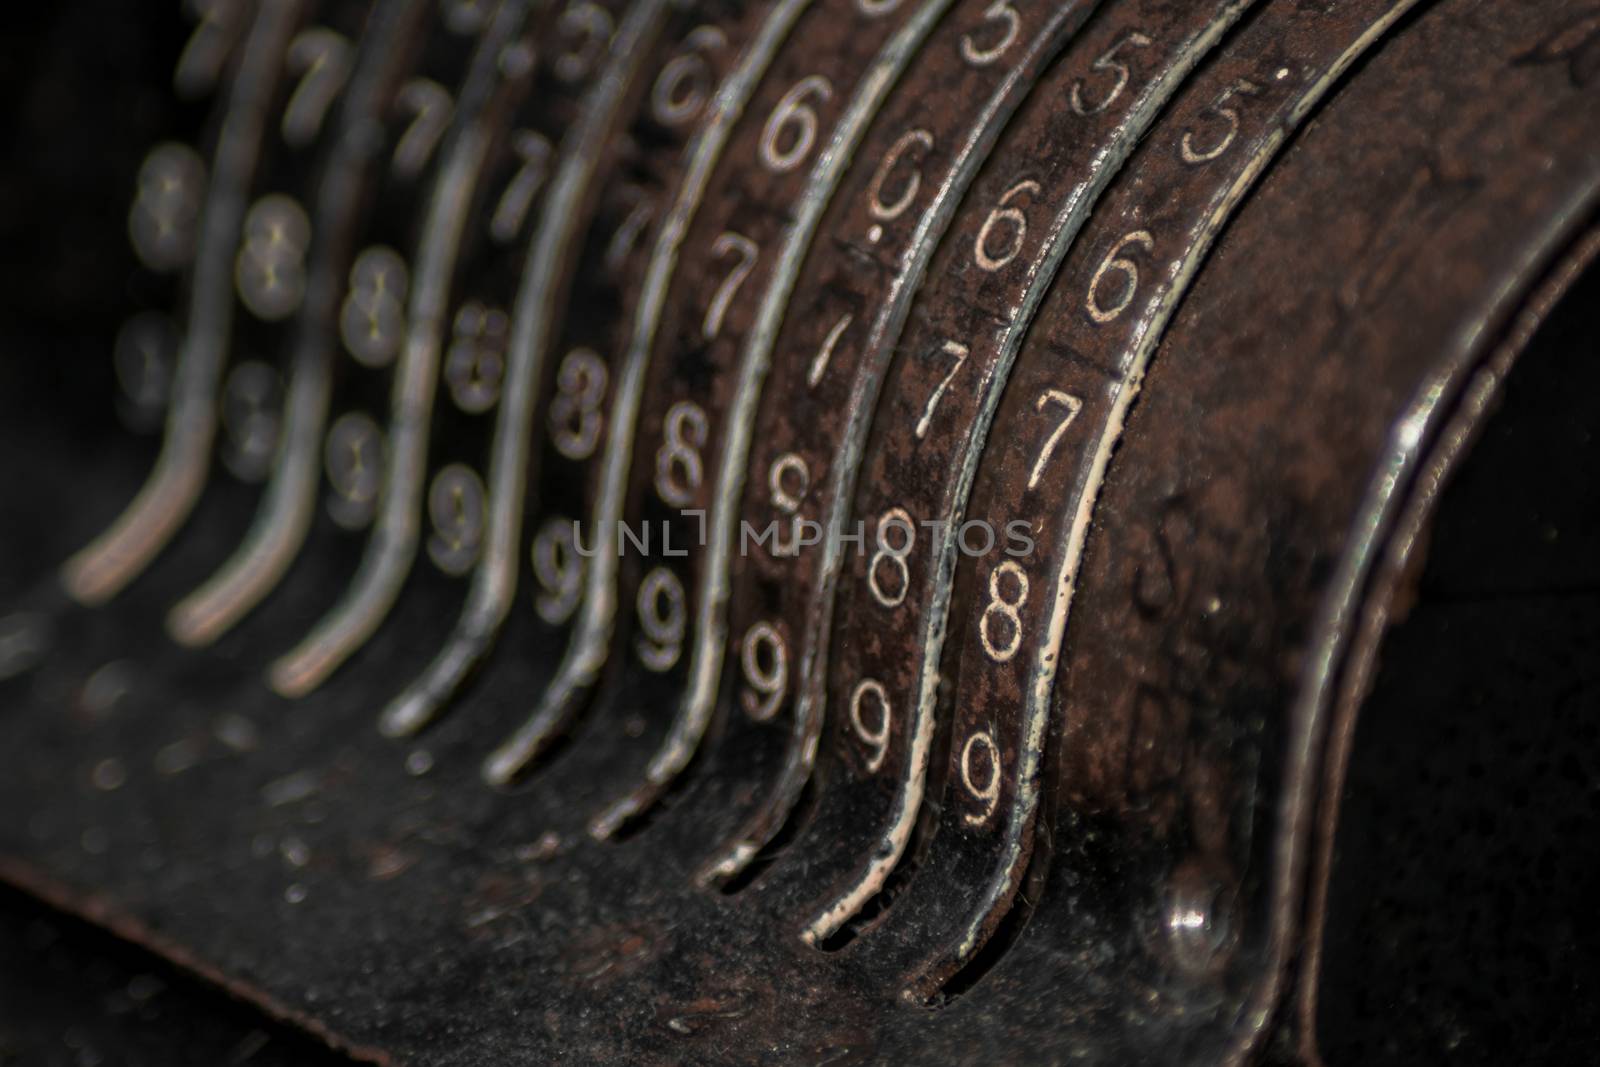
top-left (960, 0), bottom-right (1021, 67)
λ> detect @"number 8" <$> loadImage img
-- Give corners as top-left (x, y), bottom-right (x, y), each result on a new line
top-left (979, 561), bottom-right (1028, 662)
top-left (868, 508), bottom-right (915, 608)
top-left (655, 400), bottom-right (708, 507)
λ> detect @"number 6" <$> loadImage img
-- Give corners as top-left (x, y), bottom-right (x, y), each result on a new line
top-left (1086, 230), bottom-right (1154, 324)
top-left (760, 75), bottom-right (832, 173)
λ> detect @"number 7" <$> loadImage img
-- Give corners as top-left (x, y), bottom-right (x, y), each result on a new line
top-left (1027, 388), bottom-right (1083, 489)
top-left (916, 339), bottom-right (969, 439)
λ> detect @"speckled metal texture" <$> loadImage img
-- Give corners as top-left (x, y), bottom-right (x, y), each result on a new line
top-left (1, 0), bottom-right (1598, 1063)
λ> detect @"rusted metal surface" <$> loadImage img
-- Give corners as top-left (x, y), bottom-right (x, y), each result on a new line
top-left (1, 0), bottom-right (1599, 1063)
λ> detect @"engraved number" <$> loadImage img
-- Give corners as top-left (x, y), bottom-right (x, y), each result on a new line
top-left (129, 143), bottom-right (206, 272)
top-left (339, 246), bottom-right (409, 367)
top-left (554, 0), bottom-right (615, 83)
top-left (392, 78), bottom-right (453, 179)
top-left (282, 28), bottom-right (352, 147)
top-left (445, 302), bottom-right (508, 413)
top-left (960, 0), bottom-right (1021, 67)
top-left (974, 178), bottom-right (1039, 272)
top-left (979, 560), bottom-right (1028, 662)
top-left (961, 731), bottom-right (1001, 825)
top-left (532, 518), bottom-right (583, 625)
top-left (868, 507), bottom-right (915, 609)
top-left (636, 567), bottom-right (686, 671)
top-left (1180, 78), bottom-right (1260, 164)
top-left (235, 195), bottom-right (311, 321)
top-left (652, 25), bottom-right (726, 127)
top-left (1069, 29), bottom-right (1151, 116)
top-left (1027, 389), bottom-right (1083, 490)
top-left (427, 464), bottom-right (487, 576)
top-left (850, 678), bottom-right (892, 772)
top-left (740, 622), bottom-right (788, 721)
top-left (702, 231), bottom-right (758, 339)
top-left (1086, 230), bottom-right (1153, 324)
top-left (491, 130), bottom-right (552, 243)
top-left (916, 339), bottom-right (968, 439)
top-left (324, 412), bottom-right (384, 529)
top-left (867, 128), bottom-right (934, 223)
top-left (655, 400), bottom-right (708, 508)
top-left (760, 75), bottom-right (832, 173)
top-left (549, 347), bottom-right (608, 460)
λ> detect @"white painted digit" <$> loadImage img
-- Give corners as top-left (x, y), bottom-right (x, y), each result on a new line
top-left (281, 28), bottom-right (352, 148)
top-left (759, 75), bottom-right (832, 173)
top-left (339, 246), bottom-right (409, 367)
top-left (867, 128), bottom-right (934, 223)
top-left (961, 731), bottom-right (1001, 825)
top-left (768, 452), bottom-right (810, 557)
top-left (113, 314), bottom-right (179, 430)
top-left (702, 231), bottom-right (758, 339)
top-left (426, 464), bottom-right (487, 576)
top-left (220, 361), bottom-right (282, 482)
top-left (392, 78), bottom-right (453, 179)
top-left (979, 560), bottom-right (1028, 662)
top-left (439, 0), bottom-right (491, 35)
top-left (1180, 78), bottom-right (1260, 164)
top-left (532, 518), bottom-right (583, 625)
top-left (1026, 388), bottom-right (1083, 490)
top-left (740, 622), bottom-right (788, 721)
top-left (636, 567), bottom-right (686, 671)
top-left (128, 143), bottom-right (206, 272)
top-left (916, 339), bottom-right (969, 439)
top-left (868, 507), bottom-right (915, 609)
top-left (960, 0), bottom-right (1021, 67)
top-left (604, 189), bottom-right (656, 273)
top-left (651, 25), bottom-right (726, 127)
top-left (554, 1), bottom-right (615, 83)
top-left (973, 178), bottom-right (1038, 272)
top-left (174, 0), bottom-right (245, 98)
top-left (324, 412), bottom-right (384, 530)
top-left (490, 130), bottom-right (552, 243)
top-left (655, 400), bottom-right (708, 508)
top-left (1069, 29), bottom-right (1151, 116)
top-left (807, 313), bottom-right (852, 388)
top-left (1086, 230), bottom-right (1154, 324)
top-left (850, 678), bottom-right (892, 772)
top-left (445, 301), bottom-right (508, 413)
top-left (235, 194), bottom-right (311, 321)
top-left (549, 347), bottom-right (608, 460)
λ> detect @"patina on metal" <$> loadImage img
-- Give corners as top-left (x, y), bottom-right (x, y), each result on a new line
top-left (0, 0), bottom-right (1598, 1063)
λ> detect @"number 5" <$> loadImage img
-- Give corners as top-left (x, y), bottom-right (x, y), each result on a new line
top-left (1180, 78), bottom-right (1261, 164)
top-left (1069, 29), bottom-right (1152, 116)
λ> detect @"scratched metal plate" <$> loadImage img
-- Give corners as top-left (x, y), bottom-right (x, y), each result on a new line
top-left (1, 0), bottom-right (1598, 1064)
